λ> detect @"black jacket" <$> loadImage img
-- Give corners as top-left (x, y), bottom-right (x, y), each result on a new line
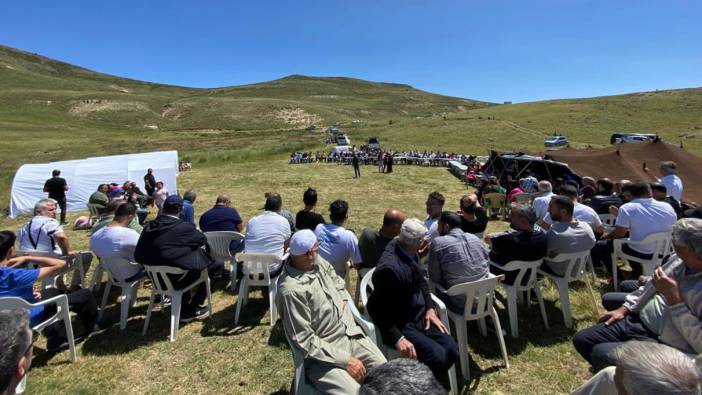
top-left (135, 215), bottom-right (215, 271)
top-left (367, 239), bottom-right (434, 346)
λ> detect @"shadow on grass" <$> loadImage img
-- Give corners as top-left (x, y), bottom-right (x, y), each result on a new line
top-left (201, 290), bottom-right (272, 337)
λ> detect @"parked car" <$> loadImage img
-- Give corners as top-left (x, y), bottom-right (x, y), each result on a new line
top-left (367, 137), bottom-right (380, 150)
top-left (611, 132), bottom-right (658, 144)
top-left (336, 134), bottom-right (351, 145)
top-left (544, 135), bottom-right (568, 147)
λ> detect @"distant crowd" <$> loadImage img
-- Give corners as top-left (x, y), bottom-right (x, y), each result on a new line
top-left (2, 158), bottom-right (702, 395)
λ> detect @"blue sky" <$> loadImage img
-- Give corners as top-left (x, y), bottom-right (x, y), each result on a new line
top-left (1, 1), bottom-right (700, 103)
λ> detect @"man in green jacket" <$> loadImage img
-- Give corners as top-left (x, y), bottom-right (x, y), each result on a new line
top-left (88, 184), bottom-right (110, 214)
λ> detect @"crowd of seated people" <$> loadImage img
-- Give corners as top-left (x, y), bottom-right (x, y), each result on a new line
top-left (289, 146), bottom-right (481, 169)
top-left (3, 156), bottom-right (702, 394)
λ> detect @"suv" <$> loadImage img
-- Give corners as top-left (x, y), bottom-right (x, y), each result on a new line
top-left (336, 134), bottom-right (351, 145)
top-left (367, 137), bottom-right (380, 150)
top-left (544, 135), bottom-right (568, 147)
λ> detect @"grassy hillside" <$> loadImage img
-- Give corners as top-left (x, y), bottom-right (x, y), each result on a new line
top-left (1, 43), bottom-right (702, 209)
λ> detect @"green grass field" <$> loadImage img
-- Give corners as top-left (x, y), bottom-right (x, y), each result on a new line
top-left (2, 161), bottom-right (605, 394)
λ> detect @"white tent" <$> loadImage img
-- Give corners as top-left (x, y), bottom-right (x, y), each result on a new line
top-left (9, 151), bottom-right (179, 218)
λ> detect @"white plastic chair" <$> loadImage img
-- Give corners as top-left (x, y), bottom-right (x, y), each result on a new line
top-left (359, 267), bottom-right (459, 394)
top-left (96, 256), bottom-right (146, 330)
top-left (15, 250), bottom-right (71, 290)
top-left (141, 266), bottom-right (212, 342)
top-left (283, 287), bottom-right (375, 395)
top-left (439, 275), bottom-right (509, 381)
top-left (490, 259), bottom-right (549, 338)
top-left (87, 203), bottom-right (102, 225)
top-left (537, 250), bottom-right (591, 328)
top-left (234, 252), bottom-right (286, 326)
top-left (598, 213), bottom-right (616, 230)
top-left (0, 294), bottom-right (76, 362)
top-left (610, 231), bottom-right (672, 291)
top-left (204, 231), bottom-right (245, 291)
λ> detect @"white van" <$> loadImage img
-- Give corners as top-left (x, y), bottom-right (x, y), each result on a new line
top-left (336, 134), bottom-right (351, 145)
top-left (331, 145), bottom-right (352, 155)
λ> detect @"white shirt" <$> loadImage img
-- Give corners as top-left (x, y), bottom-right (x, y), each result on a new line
top-left (532, 192), bottom-right (554, 221)
top-left (90, 226), bottom-right (140, 261)
top-left (616, 198), bottom-right (677, 254)
top-left (314, 223), bottom-right (362, 278)
top-left (425, 216), bottom-right (440, 240)
top-left (244, 211), bottom-right (291, 257)
top-left (90, 226), bottom-right (142, 280)
top-left (18, 215), bottom-right (63, 254)
top-left (544, 203), bottom-right (603, 230)
top-left (153, 187), bottom-right (169, 209)
top-left (659, 174), bottom-right (683, 201)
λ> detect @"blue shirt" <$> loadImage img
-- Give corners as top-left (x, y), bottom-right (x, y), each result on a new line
top-left (179, 199), bottom-right (195, 224)
top-left (0, 267), bottom-right (43, 325)
top-left (199, 205), bottom-right (244, 252)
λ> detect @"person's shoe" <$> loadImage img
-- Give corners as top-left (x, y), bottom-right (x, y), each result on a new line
top-left (179, 307), bottom-right (209, 323)
top-left (46, 336), bottom-right (69, 353)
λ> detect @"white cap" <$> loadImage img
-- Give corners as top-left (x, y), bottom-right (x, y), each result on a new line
top-left (289, 229), bottom-right (318, 256)
top-left (399, 218), bottom-right (427, 245)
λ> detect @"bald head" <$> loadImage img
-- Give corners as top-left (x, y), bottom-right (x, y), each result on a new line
top-left (215, 194), bottom-right (231, 205)
top-left (381, 209), bottom-right (406, 238)
top-left (538, 181), bottom-right (552, 193)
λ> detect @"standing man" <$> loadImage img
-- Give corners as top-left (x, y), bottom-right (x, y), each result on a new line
top-left (43, 169), bottom-right (68, 225)
top-left (378, 151), bottom-right (385, 173)
top-left (386, 153), bottom-right (394, 173)
top-left (153, 181), bottom-right (169, 214)
top-left (143, 168), bottom-right (156, 206)
top-left (352, 153), bottom-right (361, 178)
top-left (659, 161), bottom-right (683, 202)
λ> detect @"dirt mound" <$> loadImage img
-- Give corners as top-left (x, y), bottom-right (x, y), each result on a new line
top-left (268, 107), bottom-right (322, 126)
top-left (69, 99), bottom-right (149, 116)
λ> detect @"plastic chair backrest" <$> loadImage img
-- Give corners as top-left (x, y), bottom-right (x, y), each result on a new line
top-left (638, 231), bottom-right (673, 258)
top-left (204, 231), bottom-right (244, 260)
top-left (545, 250), bottom-right (591, 282)
top-left (599, 214), bottom-right (617, 228)
top-left (0, 294), bottom-right (68, 332)
top-left (235, 253), bottom-right (282, 286)
top-left (497, 259), bottom-right (543, 292)
top-left (143, 265), bottom-right (188, 293)
top-left (360, 267), bottom-right (376, 308)
top-left (100, 256), bottom-right (142, 284)
top-left (483, 193), bottom-right (506, 209)
top-left (87, 204), bottom-right (102, 218)
top-left (446, 275), bottom-right (500, 321)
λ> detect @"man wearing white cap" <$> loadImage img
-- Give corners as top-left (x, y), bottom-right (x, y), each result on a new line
top-left (277, 230), bottom-right (386, 394)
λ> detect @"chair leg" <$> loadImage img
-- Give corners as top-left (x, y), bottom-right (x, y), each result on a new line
top-left (169, 293), bottom-right (182, 342)
top-left (229, 259), bottom-right (237, 292)
top-left (556, 280), bottom-right (573, 328)
top-left (205, 277), bottom-right (213, 318)
top-left (62, 308), bottom-right (77, 363)
top-left (506, 287), bottom-right (519, 338)
top-left (534, 284), bottom-right (550, 330)
top-left (142, 291), bottom-right (156, 336)
top-left (268, 284), bottom-right (278, 326)
top-left (90, 264), bottom-right (104, 292)
top-left (234, 278), bottom-right (247, 325)
top-left (491, 307), bottom-right (510, 368)
top-left (610, 252), bottom-right (619, 291)
top-left (98, 282), bottom-right (112, 322)
top-left (119, 288), bottom-right (130, 330)
top-left (454, 318), bottom-right (470, 381)
top-left (478, 317), bottom-right (487, 337)
top-left (448, 363), bottom-right (459, 395)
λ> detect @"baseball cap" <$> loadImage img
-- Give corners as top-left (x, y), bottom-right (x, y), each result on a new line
top-left (289, 229), bottom-right (317, 256)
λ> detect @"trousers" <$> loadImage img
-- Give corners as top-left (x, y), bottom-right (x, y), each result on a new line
top-left (41, 287), bottom-right (98, 338)
top-left (402, 320), bottom-right (459, 383)
top-left (601, 280), bottom-right (640, 311)
top-left (307, 335), bottom-right (386, 395)
top-left (572, 314), bottom-right (658, 372)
